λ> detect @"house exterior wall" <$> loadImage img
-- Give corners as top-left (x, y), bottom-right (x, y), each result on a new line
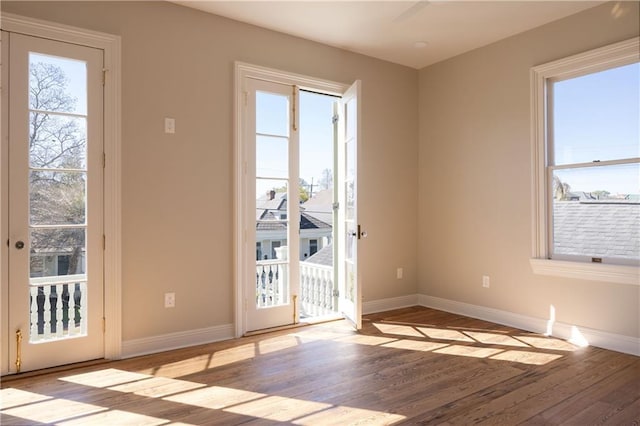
top-left (1, 1), bottom-right (419, 341)
top-left (418, 1), bottom-right (640, 338)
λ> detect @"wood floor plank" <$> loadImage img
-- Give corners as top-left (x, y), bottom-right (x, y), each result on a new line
top-left (1, 306), bottom-right (638, 425)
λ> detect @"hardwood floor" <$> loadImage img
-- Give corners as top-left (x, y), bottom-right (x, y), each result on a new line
top-left (1, 306), bottom-right (639, 425)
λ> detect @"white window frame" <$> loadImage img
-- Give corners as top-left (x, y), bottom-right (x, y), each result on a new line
top-left (530, 37), bottom-right (639, 285)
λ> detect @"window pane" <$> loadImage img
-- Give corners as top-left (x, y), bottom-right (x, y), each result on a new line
top-left (29, 113), bottom-right (87, 169)
top-left (552, 163), bottom-right (640, 261)
top-left (30, 53), bottom-right (87, 115)
top-left (256, 91), bottom-right (289, 137)
top-left (256, 135), bottom-right (288, 178)
top-left (30, 171), bottom-right (86, 225)
top-left (552, 62), bottom-right (639, 165)
top-left (30, 228), bottom-right (86, 278)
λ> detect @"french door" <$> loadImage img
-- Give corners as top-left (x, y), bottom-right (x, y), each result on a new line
top-left (4, 32), bottom-right (104, 373)
top-left (238, 63), bottom-right (361, 333)
top-left (245, 78), bottom-right (300, 331)
top-left (337, 81), bottom-right (362, 329)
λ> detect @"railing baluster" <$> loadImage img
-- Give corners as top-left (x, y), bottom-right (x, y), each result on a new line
top-left (43, 285), bottom-right (52, 339)
top-left (79, 283), bottom-right (87, 335)
top-left (30, 287), bottom-right (38, 341)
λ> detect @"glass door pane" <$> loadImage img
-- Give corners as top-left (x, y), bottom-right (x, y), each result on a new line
top-left (255, 88), bottom-right (290, 310)
top-left (28, 52), bottom-right (89, 342)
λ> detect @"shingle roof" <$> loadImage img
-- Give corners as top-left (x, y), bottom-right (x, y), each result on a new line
top-left (553, 201), bottom-right (640, 261)
top-left (305, 243), bottom-right (333, 266)
top-left (256, 211), bottom-right (331, 231)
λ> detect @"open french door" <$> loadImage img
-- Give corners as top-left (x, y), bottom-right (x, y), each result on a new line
top-left (336, 81), bottom-right (362, 329)
top-left (3, 32), bottom-right (104, 373)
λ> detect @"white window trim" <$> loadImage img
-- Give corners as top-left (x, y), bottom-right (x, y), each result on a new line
top-left (530, 36), bottom-right (640, 286)
top-left (1, 13), bottom-right (123, 357)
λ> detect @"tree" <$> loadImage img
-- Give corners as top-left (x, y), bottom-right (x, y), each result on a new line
top-left (591, 190), bottom-right (610, 200)
top-left (553, 175), bottom-right (571, 201)
top-left (272, 178), bottom-right (310, 203)
top-left (28, 61), bottom-right (86, 277)
top-left (319, 168), bottom-right (333, 190)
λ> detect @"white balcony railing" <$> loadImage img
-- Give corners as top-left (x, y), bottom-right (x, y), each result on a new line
top-left (255, 260), bottom-right (337, 318)
top-left (300, 262), bottom-right (336, 318)
top-left (29, 275), bottom-right (87, 342)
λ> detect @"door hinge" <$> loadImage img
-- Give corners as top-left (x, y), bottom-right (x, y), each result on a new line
top-left (333, 289), bottom-right (340, 297)
top-left (103, 235), bottom-right (106, 250)
top-left (102, 152), bottom-right (106, 168)
top-left (102, 69), bottom-right (107, 86)
top-left (102, 318), bottom-right (106, 333)
top-left (332, 114), bottom-right (339, 124)
top-left (332, 202), bottom-right (339, 211)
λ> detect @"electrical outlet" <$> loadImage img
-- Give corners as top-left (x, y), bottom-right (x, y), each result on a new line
top-left (164, 117), bottom-right (175, 134)
top-left (164, 292), bottom-right (175, 308)
top-left (482, 276), bottom-right (490, 288)
top-left (397, 268), bottom-right (403, 279)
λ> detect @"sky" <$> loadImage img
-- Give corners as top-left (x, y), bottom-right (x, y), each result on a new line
top-left (552, 61), bottom-right (639, 195)
top-left (30, 52), bottom-right (87, 115)
top-left (256, 90), bottom-right (335, 198)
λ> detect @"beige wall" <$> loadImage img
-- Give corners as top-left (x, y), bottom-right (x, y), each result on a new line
top-left (1, 1), bottom-right (419, 341)
top-left (3, 0), bottom-right (637, 346)
top-left (418, 2), bottom-right (640, 338)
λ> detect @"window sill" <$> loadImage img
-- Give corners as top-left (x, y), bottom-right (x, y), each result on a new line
top-left (530, 259), bottom-right (639, 285)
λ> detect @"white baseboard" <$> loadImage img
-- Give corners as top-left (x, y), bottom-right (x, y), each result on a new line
top-left (121, 323), bottom-right (235, 359)
top-left (418, 294), bottom-right (639, 357)
top-left (363, 294), bottom-right (419, 315)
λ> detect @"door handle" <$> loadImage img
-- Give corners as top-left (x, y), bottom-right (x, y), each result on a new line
top-left (15, 241), bottom-right (25, 250)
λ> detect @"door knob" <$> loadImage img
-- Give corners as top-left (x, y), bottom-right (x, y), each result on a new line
top-left (15, 241), bottom-right (24, 250)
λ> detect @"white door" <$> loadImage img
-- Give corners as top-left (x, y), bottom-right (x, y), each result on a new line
top-left (245, 78), bottom-right (300, 332)
top-left (337, 81), bottom-right (362, 329)
top-left (5, 33), bottom-right (104, 373)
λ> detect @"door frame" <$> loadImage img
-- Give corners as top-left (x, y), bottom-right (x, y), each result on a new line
top-left (234, 62), bottom-right (351, 337)
top-left (0, 14), bottom-right (122, 374)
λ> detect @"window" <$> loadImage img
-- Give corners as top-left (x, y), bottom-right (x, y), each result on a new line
top-left (531, 37), bottom-right (639, 285)
top-left (310, 239), bottom-right (318, 256)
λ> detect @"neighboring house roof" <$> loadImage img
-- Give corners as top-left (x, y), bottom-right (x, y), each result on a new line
top-left (305, 243), bottom-right (333, 266)
top-left (256, 211), bottom-right (331, 231)
top-left (301, 189), bottom-right (334, 225)
top-left (553, 201), bottom-right (640, 260)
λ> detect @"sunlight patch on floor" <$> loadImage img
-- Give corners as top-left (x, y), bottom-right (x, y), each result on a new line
top-left (224, 394), bottom-right (332, 422)
top-left (434, 345), bottom-right (504, 359)
top-left (150, 354), bottom-right (212, 378)
top-left (489, 350), bottom-right (563, 365)
top-left (516, 335), bottom-right (578, 351)
top-left (258, 335), bottom-right (301, 355)
top-left (56, 409), bottom-right (168, 425)
top-left (416, 326), bottom-right (474, 342)
top-left (162, 385), bottom-right (265, 410)
top-left (373, 323), bottom-right (425, 338)
top-left (0, 387), bottom-right (53, 409)
top-left (381, 339), bottom-right (449, 352)
top-left (61, 368), bottom-right (151, 388)
top-left (109, 376), bottom-right (205, 398)
top-left (1, 392), bottom-right (106, 424)
top-left (207, 343), bottom-right (258, 369)
top-left (465, 331), bottom-right (530, 347)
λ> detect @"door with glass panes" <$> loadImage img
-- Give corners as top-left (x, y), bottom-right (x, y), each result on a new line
top-left (5, 32), bottom-right (104, 373)
top-left (245, 78), bottom-right (300, 331)
top-left (243, 71), bottom-right (361, 333)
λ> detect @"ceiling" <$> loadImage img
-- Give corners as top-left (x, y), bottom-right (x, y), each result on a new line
top-left (170, 1), bottom-right (609, 69)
